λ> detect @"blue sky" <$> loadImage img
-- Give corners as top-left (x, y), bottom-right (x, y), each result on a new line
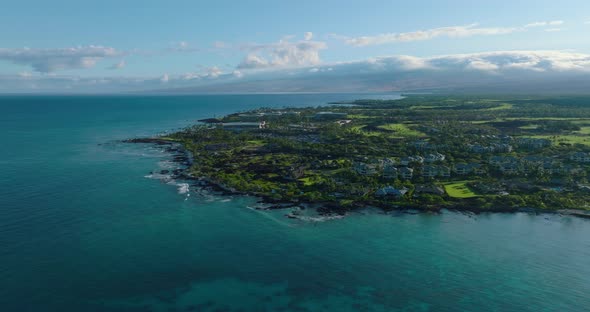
top-left (2, 0), bottom-right (590, 92)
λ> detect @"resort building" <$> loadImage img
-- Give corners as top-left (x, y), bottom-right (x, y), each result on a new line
top-left (221, 121), bottom-right (267, 131)
top-left (415, 185), bottom-right (446, 196)
top-left (400, 156), bottom-right (424, 166)
top-left (516, 138), bottom-right (551, 150)
top-left (400, 167), bottom-right (414, 179)
top-left (454, 163), bottom-right (485, 175)
top-left (382, 165), bottom-right (398, 179)
top-left (571, 152), bottom-right (590, 163)
top-left (422, 165), bottom-right (451, 178)
top-left (353, 162), bottom-right (378, 175)
top-left (375, 186), bottom-right (409, 197)
top-left (424, 152), bottom-right (446, 163)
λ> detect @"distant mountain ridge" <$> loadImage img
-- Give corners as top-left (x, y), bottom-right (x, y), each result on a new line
top-left (155, 71), bottom-right (590, 95)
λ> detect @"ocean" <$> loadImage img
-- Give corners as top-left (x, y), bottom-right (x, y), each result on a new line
top-left (1, 94), bottom-right (590, 311)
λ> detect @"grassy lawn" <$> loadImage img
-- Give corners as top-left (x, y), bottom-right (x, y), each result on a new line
top-left (575, 126), bottom-right (590, 134)
top-left (470, 119), bottom-right (501, 124)
top-left (409, 105), bottom-right (442, 110)
top-left (298, 173), bottom-right (330, 186)
top-left (531, 134), bottom-right (590, 146)
top-left (349, 125), bottom-right (382, 137)
top-left (348, 114), bottom-right (375, 119)
top-left (377, 123), bottom-right (425, 137)
top-left (246, 140), bottom-right (265, 145)
top-left (504, 117), bottom-right (588, 121)
top-left (487, 103), bottom-right (513, 110)
top-left (325, 168), bottom-right (347, 176)
top-left (474, 117), bottom-right (590, 125)
top-left (443, 181), bottom-right (479, 198)
top-left (298, 177), bottom-right (315, 186)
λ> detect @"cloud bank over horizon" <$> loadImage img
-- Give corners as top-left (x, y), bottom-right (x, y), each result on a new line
top-left (0, 46), bottom-right (120, 73)
top-left (3, 49), bottom-right (590, 94)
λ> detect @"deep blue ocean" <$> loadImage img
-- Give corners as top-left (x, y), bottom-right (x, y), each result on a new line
top-left (1, 94), bottom-right (590, 311)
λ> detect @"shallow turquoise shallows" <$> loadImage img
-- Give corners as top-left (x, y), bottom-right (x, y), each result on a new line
top-left (1, 94), bottom-right (590, 312)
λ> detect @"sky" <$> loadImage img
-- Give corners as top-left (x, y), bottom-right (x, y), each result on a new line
top-left (2, 0), bottom-right (590, 93)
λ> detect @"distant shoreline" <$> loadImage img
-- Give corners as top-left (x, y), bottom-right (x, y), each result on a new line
top-left (126, 94), bottom-right (590, 220)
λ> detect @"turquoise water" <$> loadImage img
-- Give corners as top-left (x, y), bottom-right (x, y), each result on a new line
top-left (1, 94), bottom-right (590, 311)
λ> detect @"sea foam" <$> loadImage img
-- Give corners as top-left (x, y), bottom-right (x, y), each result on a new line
top-left (177, 183), bottom-right (190, 195)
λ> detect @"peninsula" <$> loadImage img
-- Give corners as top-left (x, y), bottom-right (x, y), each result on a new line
top-left (132, 95), bottom-right (590, 218)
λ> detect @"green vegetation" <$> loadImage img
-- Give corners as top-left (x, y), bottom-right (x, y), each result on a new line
top-left (487, 103), bottom-right (513, 111)
top-left (531, 134), bottom-right (590, 146)
top-left (443, 181), bottom-right (479, 198)
top-left (161, 95), bottom-right (590, 215)
top-left (575, 126), bottom-right (590, 134)
top-left (377, 123), bottom-right (425, 137)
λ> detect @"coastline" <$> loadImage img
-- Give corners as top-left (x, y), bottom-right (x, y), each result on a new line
top-left (122, 94), bottom-right (590, 221)
top-left (124, 138), bottom-right (590, 220)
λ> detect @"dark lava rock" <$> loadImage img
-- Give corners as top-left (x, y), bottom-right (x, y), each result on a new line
top-left (124, 138), bottom-right (172, 145)
top-left (173, 156), bottom-right (188, 162)
top-left (173, 169), bottom-right (183, 175)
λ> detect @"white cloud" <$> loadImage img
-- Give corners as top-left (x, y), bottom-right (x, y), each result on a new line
top-left (160, 73), bottom-right (169, 83)
top-left (178, 66), bottom-right (226, 80)
top-left (181, 72), bottom-right (201, 80)
top-left (205, 66), bottom-right (222, 78)
top-left (221, 50), bottom-right (590, 92)
top-left (107, 60), bottom-right (126, 70)
top-left (232, 50), bottom-right (589, 82)
top-left (344, 24), bottom-right (519, 46)
top-left (544, 28), bottom-right (563, 32)
top-left (357, 50), bottom-right (590, 73)
top-left (238, 39), bottom-right (327, 69)
top-left (308, 67), bottom-right (336, 73)
top-left (465, 59), bottom-right (500, 71)
top-left (232, 70), bottom-right (243, 78)
top-left (238, 54), bottom-right (270, 69)
top-left (525, 20), bottom-right (564, 28)
top-left (585, 20), bottom-right (590, 25)
top-left (304, 32), bottom-right (313, 41)
top-left (385, 55), bottom-right (431, 70)
top-left (0, 46), bottom-right (119, 73)
top-left (342, 21), bottom-right (568, 47)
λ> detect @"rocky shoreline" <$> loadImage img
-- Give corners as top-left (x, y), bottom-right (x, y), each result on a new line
top-left (124, 138), bottom-right (319, 212)
top-left (124, 138), bottom-right (590, 220)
